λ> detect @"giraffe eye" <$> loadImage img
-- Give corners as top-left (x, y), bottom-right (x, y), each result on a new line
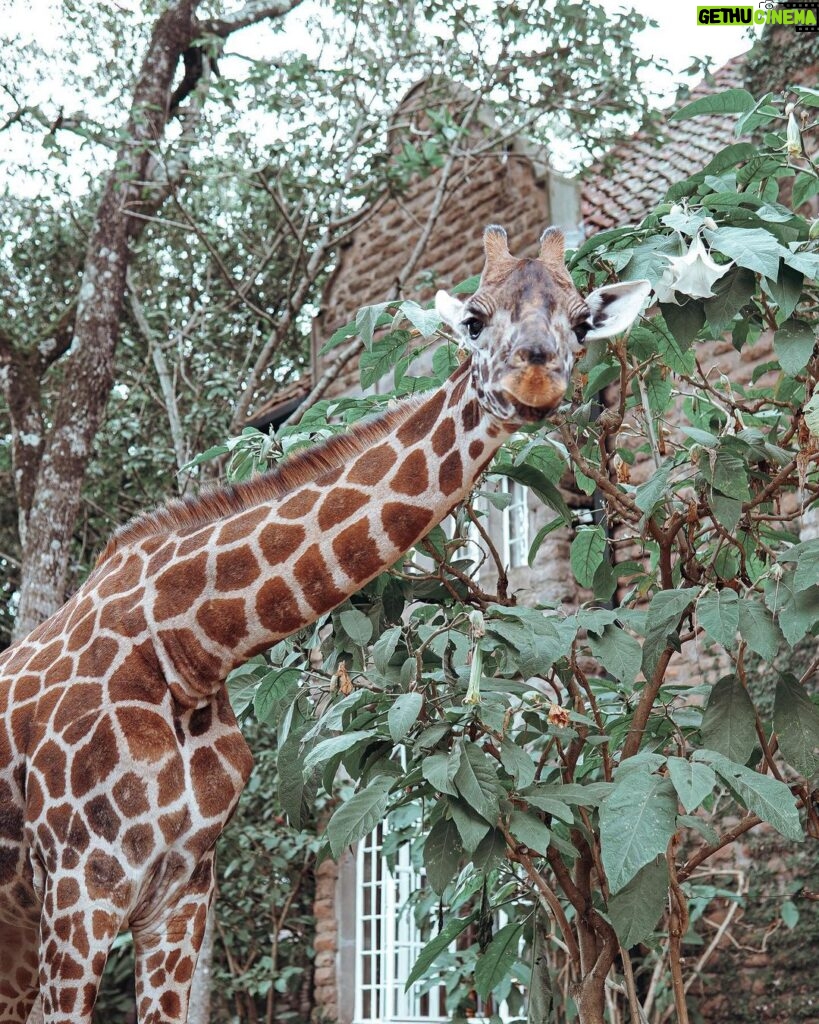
top-left (573, 320), bottom-right (589, 343)
top-left (462, 316), bottom-right (484, 340)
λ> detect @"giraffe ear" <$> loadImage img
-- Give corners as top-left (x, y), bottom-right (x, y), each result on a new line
top-left (539, 226), bottom-right (565, 265)
top-left (583, 280), bottom-right (651, 341)
top-left (435, 290), bottom-right (465, 332)
top-left (483, 224), bottom-right (510, 263)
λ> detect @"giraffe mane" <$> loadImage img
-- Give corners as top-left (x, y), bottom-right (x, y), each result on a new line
top-left (97, 394), bottom-right (428, 565)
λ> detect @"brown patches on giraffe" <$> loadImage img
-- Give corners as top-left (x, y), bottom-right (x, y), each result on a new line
top-left (112, 773), bottom-right (150, 818)
top-left (333, 521), bottom-right (384, 584)
top-left (153, 555), bottom-right (208, 622)
top-left (396, 390), bottom-right (447, 445)
top-left (439, 451), bottom-right (464, 496)
top-left (278, 489), bottom-right (320, 519)
top-left (348, 443), bottom-right (395, 485)
top-left (70, 718), bottom-right (119, 798)
top-left (294, 545), bottom-right (347, 613)
top-left (431, 417), bottom-right (456, 456)
top-left (390, 450), bottom-right (429, 496)
top-left (317, 487), bottom-right (370, 530)
top-left (196, 598), bottom-right (249, 648)
top-left (380, 503), bottom-right (435, 550)
top-left (255, 578), bottom-right (304, 637)
top-left (258, 522), bottom-right (306, 566)
top-left (215, 546), bottom-right (261, 590)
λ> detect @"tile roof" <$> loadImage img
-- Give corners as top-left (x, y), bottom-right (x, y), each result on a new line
top-left (580, 56), bottom-right (749, 234)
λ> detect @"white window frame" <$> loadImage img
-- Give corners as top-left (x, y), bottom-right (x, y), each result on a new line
top-left (500, 479), bottom-right (529, 569)
top-left (353, 824), bottom-right (447, 1024)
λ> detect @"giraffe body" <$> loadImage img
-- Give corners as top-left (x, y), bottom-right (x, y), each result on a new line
top-left (0, 227), bottom-right (649, 1022)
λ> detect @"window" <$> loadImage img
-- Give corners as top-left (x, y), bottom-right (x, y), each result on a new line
top-left (500, 480), bottom-right (529, 568)
top-left (354, 824), bottom-right (447, 1024)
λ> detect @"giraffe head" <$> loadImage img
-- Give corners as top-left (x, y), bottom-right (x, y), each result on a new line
top-left (435, 225), bottom-right (650, 424)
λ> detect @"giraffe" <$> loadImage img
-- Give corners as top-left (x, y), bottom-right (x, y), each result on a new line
top-left (0, 225), bottom-right (650, 1023)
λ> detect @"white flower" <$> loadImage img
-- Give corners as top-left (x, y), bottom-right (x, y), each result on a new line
top-left (655, 234), bottom-right (733, 304)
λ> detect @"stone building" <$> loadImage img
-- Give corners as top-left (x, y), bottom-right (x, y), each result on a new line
top-left (260, 25), bottom-right (819, 1024)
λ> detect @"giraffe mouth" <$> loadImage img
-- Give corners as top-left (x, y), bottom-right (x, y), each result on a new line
top-left (501, 368), bottom-right (568, 421)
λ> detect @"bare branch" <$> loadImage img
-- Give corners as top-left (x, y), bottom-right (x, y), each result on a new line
top-left (200, 0), bottom-right (305, 37)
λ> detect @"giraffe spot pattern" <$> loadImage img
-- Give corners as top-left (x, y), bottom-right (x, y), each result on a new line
top-left (390, 450), bottom-right (428, 496)
top-left (469, 439), bottom-right (485, 460)
top-left (258, 522), bottom-right (307, 567)
top-left (67, 715), bottom-right (117, 799)
top-left (215, 547), bottom-right (260, 590)
top-left (112, 773), bottom-right (150, 817)
top-left (256, 578), bottom-right (304, 637)
top-left (431, 417), bottom-right (456, 456)
top-left (348, 443), bottom-right (395, 485)
top-left (85, 795), bottom-right (121, 842)
top-left (278, 489), bottom-right (319, 519)
top-left (439, 451), bottom-right (464, 497)
top-left (380, 502), bottom-right (435, 551)
top-left (333, 521), bottom-right (384, 585)
top-left (153, 555), bottom-right (208, 622)
top-left (396, 391), bottom-right (446, 446)
top-left (196, 597), bottom-right (249, 648)
top-left (294, 545), bottom-right (346, 613)
top-left (117, 707), bottom-right (177, 764)
top-left (317, 487), bottom-right (370, 530)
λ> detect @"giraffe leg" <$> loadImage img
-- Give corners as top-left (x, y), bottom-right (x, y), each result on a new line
top-left (35, 870), bottom-right (128, 1024)
top-left (132, 852), bottom-right (215, 1024)
top-left (0, 923), bottom-right (39, 1024)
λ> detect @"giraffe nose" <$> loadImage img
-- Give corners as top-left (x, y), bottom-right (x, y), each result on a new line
top-left (517, 343), bottom-right (558, 368)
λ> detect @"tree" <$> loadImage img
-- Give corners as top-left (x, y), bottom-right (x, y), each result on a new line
top-left (217, 85), bottom-right (819, 1023)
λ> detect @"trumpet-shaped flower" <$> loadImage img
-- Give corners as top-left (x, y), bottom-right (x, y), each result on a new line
top-left (655, 234), bottom-right (733, 305)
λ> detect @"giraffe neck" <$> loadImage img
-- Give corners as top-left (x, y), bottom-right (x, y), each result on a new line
top-left (92, 358), bottom-right (511, 706)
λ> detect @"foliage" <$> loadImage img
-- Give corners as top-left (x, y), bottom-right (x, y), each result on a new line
top-left (213, 86), bottom-right (819, 1023)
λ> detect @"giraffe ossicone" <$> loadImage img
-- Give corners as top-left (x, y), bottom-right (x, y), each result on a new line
top-left (0, 225), bottom-right (649, 1023)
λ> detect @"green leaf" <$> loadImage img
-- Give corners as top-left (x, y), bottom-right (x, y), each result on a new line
top-left (474, 922), bottom-right (524, 1000)
top-left (449, 798), bottom-right (491, 852)
top-left (423, 815), bottom-right (464, 894)
top-left (774, 319), bottom-right (816, 377)
top-left (422, 748), bottom-right (462, 796)
top-left (359, 330), bottom-right (410, 390)
top-left (405, 911), bottom-right (479, 988)
top-left (703, 267), bottom-right (756, 333)
top-left (508, 809), bottom-right (551, 855)
top-left (326, 777), bottom-right (392, 858)
top-left (499, 737), bottom-right (537, 789)
top-left (587, 625), bottom-right (642, 687)
top-left (253, 668), bottom-right (301, 725)
top-left (704, 226), bottom-right (784, 280)
top-left (669, 88), bottom-right (755, 122)
top-left (634, 461), bottom-right (672, 518)
top-left (765, 263), bottom-right (804, 322)
top-left (698, 590), bottom-right (739, 649)
top-left (454, 743), bottom-right (502, 824)
top-left (642, 589), bottom-right (693, 680)
top-left (373, 626), bottom-right (402, 674)
top-left (781, 900), bottom-right (800, 930)
top-left (701, 675), bottom-right (757, 765)
top-left (661, 301), bottom-right (704, 348)
top-left (278, 720), bottom-right (321, 831)
top-left (737, 598), bottom-right (782, 662)
top-left (607, 856), bottom-right (669, 948)
top-left (773, 674), bottom-right (819, 776)
top-left (494, 460), bottom-right (572, 525)
top-left (302, 730), bottom-right (372, 774)
top-left (523, 781), bottom-right (614, 806)
top-left (355, 301), bottom-right (392, 349)
top-left (792, 172), bottom-right (819, 210)
top-left (570, 525), bottom-right (606, 588)
top-left (667, 756), bottom-right (717, 813)
top-left (339, 608), bottom-right (373, 646)
top-left (600, 771), bottom-right (678, 893)
top-left (399, 299), bottom-right (441, 337)
top-left (387, 692), bottom-right (423, 742)
top-left (699, 752), bottom-right (804, 841)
